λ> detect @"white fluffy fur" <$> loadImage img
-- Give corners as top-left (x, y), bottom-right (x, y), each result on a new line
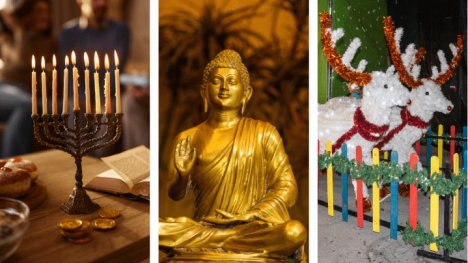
top-left (342, 38), bottom-right (362, 69)
top-left (449, 43), bottom-right (458, 57)
top-left (381, 80), bottom-right (453, 171)
top-left (394, 28), bottom-right (404, 52)
top-left (330, 28), bottom-right (345, 48)
top-left (318, 68), bottom-right (411, 198)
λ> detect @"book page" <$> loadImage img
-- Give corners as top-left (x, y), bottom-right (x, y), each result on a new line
top-left (101, 145), bottom-right (150, 188)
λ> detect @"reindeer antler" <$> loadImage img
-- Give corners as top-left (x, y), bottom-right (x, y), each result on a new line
top-left (384, 16), bottom-right (464, 88)
top-left (383, 17), bottom-right (423, 88)
top-left (320, 13), bottom-right (372, 86)
top-left (431, 35), bottom-right (464, 85)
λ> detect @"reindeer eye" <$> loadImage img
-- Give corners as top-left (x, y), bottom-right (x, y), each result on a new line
top-left (384, 84), bottom-right (388, 89)
top-left (425, 92), bottom-right (429, 95)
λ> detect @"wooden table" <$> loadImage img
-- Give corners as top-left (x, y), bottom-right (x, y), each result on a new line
top-left (6, 150), bottom-right (150, 263)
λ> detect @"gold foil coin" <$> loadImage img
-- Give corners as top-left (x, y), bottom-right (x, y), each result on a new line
top-left (98, 209), bottom-right (120, 219)
top-left (67, 220), bottom-right (90, 232)
top-left (68, 232), bottom-right (92, 243)
top-left (57, 219), bottom-right (82, 230)
top-left (92, 218), bottom-right (116, 230)
top-left (61, 229), bottom-right (86, 238)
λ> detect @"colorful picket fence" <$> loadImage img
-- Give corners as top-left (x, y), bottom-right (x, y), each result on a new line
top-left (320, 125), bottom-right (467, 255)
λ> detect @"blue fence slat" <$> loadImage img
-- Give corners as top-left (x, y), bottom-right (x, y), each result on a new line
top-left (390, 151), bottom-right (398, 239)
top-left (427, 124), bottom-right (432, 172)
top-left (342, 143), bottom-right (348, 222)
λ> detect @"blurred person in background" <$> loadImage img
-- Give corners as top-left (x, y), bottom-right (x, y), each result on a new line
top-left (121, 62), bottom-right (149, 150)
top-left (58, 0), bottom-right (129, 157)
top-left (0, 0), bottom-right (58, 158)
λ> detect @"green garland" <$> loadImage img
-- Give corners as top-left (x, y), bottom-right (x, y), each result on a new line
top-left (420, 132), bottom-right (466, 147)
top-left (401, 219), bottom-right (467, 253)
top-left (317, 153), bottom-right (467, 196)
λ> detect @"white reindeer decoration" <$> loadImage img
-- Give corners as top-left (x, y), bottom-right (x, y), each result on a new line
top-left (376, 17), bottom-right (464, 197)
top-left (318, 13), bottom-right (411, 211)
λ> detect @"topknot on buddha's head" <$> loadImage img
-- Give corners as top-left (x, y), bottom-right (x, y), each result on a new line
top-left (202, 49), bottom-right (250, 90)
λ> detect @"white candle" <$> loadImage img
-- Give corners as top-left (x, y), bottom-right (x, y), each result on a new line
top-left (72, 51), bottom-right (79, 110)
top-left (63, 56), bottom-right (69, 114)
top-left (105, 54), bottom-right (111, 114)
top-left (94, 52), bottom-right (101, 114)
top-left (41, 57), bottom-right (47, 115)
top-left (84, 52), bottom-right (91, 113)
top-left (114, 50), bottom-right (121, 113)
top-left (52, 55), bottom-right (57, 114)
top-left (32, 56), bottom-right (37, 115)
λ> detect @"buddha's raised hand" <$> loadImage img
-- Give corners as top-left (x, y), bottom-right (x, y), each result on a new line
top-left (174, 135), bottom-right (196, 176)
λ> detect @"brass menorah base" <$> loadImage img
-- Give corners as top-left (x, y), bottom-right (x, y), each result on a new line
top-left (32, 109), bottom-right (123, 214)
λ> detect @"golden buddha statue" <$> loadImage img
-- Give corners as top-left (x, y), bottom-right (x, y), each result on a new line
top-left (159, 50), bottom-right (307, 262)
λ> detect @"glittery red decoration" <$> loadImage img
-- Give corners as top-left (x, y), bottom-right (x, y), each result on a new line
top-left (332, 107), bottom-right (389, 153)
top-left (376, 107), bottom-right (430, 150)
top-left (320, 13), bottom-right (372, 87)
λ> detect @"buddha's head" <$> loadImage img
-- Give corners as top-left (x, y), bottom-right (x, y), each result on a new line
top-left (201, 50), bottom-right (252, 114)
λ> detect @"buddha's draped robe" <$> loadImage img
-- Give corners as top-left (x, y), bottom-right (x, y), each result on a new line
top-left (159, 118), bottom-right (305, 257)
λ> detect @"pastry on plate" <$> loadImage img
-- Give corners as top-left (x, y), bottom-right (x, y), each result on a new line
top-left (5, 157), bottom-right (38, 183)
top-left (0, 167), bottom-right (31, 198)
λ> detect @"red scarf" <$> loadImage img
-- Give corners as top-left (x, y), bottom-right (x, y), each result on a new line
top-left (332, 107), bottom-right (389, 153)
top-left (375, 107), bottom-right (430, 150)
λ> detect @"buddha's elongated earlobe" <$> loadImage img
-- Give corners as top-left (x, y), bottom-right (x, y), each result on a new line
top-left (241, 101), bottom-right (245, 115)
top-left (204, 98), bottom-right (208, 113)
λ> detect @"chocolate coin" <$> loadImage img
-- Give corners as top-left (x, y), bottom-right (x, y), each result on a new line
top-left (98, 209), bottom-right (120, 219)
top-left (58, 219), bottom-right (82, 231)
top-left (92, 218), bottom-right (116, 230)
top-left (68, 232), bottom-right (92, 243)
top-left (61, 229), bottom-right (86, 238)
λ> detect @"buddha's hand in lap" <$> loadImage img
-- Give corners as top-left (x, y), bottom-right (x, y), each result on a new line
top-left (175, 135), bottom-right (196, 177)
top-left (203, 209), bottom-right (261, 225)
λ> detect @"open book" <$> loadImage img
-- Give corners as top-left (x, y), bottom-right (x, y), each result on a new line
top-left (84, 145), bottom-right (150, 200)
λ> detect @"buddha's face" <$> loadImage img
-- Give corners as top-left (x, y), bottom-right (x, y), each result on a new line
top-left (205, 68), bottom-right (250, 111)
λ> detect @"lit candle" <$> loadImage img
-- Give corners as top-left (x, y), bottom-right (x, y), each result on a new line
top-left (52, 55), bottom-right (57, 114)
top-left (114, 50), bottom-right (121, 113)
top-left (63, 56), bottom-right (69, 114)
top-left (72, 51), bottom-right (79, 110)
top-left (41, 56), bottom-right (47, 115)
top-left (94, 52), bottom-right (101, 114)
top-left (84, 52), bottom-right (91, 113)
top-left (105, 54), bottom-right (111, 114)
top-left (32, 55), bottom-right (37, 115)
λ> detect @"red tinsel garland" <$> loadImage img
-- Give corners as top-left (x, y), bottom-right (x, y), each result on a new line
top-left (332, 108), bottom-right (389, 153)
top-left (320, 13), bottom-right (372, 87)
top-left (376, 107), bottom-right (430, 150)
top-left (383, 16), bottom-right (423, 89)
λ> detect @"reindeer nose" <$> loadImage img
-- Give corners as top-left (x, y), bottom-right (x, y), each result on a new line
top-left (407, 100), bottom-right (411, 105)
top-left (447, 106), bottom-right (452, 111)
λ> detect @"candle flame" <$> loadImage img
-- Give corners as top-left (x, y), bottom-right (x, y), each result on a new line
top-left (105, 54), bottom-right (109, 70)
top-left (32, 55), bottom-right (35, 70)
top-left (65, 55), bottom-right (69, 66)
top-left (94, 52), bottom-right (100, 70)
top-left (53, 55), bottom-right (56, 68)
top-left (84, 52), bottom-right (89, 67)
top-left (71, 51), bottom-right (76, 65)
top-left (41, 56), bottom-right (45, 70)
top-left (114, 50), bottom-right (119, 67)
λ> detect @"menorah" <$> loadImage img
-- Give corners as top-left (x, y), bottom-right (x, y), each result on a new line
top-left (32, 110), bottom-right (123, 214)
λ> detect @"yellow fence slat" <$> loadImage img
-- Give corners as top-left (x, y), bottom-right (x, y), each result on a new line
top-left (453, 153), bottom-right (459, 230)
top-left (326, 141), bottom-right (333, 217)
top-left (430, 156), bottom-right (439, 252)
top-left (373, 148), bottom-right (379, 233)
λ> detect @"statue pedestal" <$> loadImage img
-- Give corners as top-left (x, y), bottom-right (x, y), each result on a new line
top-left (161, 248), bottom-right (286, 263)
